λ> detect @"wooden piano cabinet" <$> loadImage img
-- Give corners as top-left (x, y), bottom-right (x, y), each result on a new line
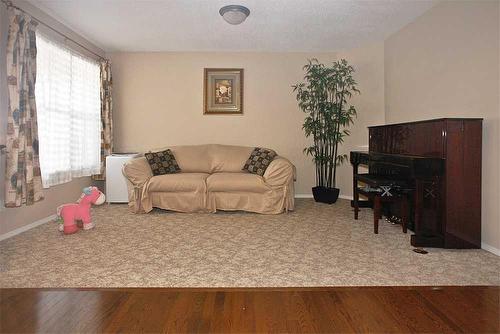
top-left (369, 118), bottom-right (483, 249)
top-left (443, 120), bottom-right (482, 248)
top-left (412, 177), bottom-right (445, 248)
top-left (369, 121), bottom-right (445, 157)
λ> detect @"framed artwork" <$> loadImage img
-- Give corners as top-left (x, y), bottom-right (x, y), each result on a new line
top-left (204, 68), bottom-right (243, 114)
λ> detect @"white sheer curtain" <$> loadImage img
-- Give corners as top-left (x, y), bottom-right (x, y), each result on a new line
top-left (35, 33), bottom-right (101, 188)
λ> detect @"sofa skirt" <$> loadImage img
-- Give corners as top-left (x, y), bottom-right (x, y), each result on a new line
top-left (206, 189), bottom-right (293, 214)
top-left (128, 180), bottom-right (294, 215)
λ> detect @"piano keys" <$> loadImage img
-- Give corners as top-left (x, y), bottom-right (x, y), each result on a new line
top-left (351, 118), bottom-right (482, 249)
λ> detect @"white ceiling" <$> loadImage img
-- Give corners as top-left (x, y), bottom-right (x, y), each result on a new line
top-left (27, 0), bottom-right (436, 52)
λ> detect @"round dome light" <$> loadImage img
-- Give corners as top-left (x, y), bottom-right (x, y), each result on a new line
top-left (219, 5), bottom-right (250, 25)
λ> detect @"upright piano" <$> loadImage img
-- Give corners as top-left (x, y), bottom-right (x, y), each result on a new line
top-left (351, 118), bottom-right (482, 249)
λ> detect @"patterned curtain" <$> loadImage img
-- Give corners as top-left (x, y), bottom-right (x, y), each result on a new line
top-left (92, 60), bottom-right (113, 180)
top-left (5, 9), bottom-right (44, 207)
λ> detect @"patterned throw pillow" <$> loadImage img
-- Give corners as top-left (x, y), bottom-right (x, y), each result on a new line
top-left (144, 149), bottom-right (181, 176)
top-left (242, 147), bottom-right (277, 176)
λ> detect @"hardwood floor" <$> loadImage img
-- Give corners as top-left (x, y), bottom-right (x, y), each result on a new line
top-left (1, 287), bottom-right (498, 333)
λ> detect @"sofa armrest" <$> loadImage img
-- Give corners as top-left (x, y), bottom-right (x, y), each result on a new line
top-left (263, 157), bottom-right (296, 186)
top-left (122, 157), bottom-right (153, 213)
top-left (122, 156), bottom-right (153, 187)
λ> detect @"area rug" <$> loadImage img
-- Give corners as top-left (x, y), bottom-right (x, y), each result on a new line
top-left (1, 199), bottom-right (498, 287)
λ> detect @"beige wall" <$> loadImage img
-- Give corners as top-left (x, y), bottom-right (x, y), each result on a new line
top-left (385, 1), bottom-right (500, 249)
top-left (0, 1), bottom-right (105, 236)
top-left (337, 43), bottom-right (385, 177)
top-left (109, 44), bottom-right (385, 196)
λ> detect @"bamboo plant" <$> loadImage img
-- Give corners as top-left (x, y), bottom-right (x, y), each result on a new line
top-left (293, 59), bottom-right (359, 192)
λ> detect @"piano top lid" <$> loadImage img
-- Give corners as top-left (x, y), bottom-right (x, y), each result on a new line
top-left (351, 151), bottom-right (445, 160)
top-left (368, 117), bottom-right (483, 128)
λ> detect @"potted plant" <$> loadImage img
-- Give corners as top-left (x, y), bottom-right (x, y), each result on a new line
top-left (293, 59), bottom-right (359, 204)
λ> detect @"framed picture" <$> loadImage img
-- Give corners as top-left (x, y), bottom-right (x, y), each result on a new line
top-left (204, 68), bottom-right (243, 114)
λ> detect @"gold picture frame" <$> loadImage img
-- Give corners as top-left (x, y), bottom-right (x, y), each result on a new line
top-left (204, 68), bottom-right (243, 115)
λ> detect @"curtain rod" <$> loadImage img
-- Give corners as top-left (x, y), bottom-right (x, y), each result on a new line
top-left (1, 0), bottom-right (106, 61)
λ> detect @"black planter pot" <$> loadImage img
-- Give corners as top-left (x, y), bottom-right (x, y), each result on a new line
top-left (312, 186), bottom-right (340, 204)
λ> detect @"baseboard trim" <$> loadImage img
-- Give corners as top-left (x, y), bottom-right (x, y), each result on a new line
top-left (295, 194), bottom-right (313, 198)
top-left (340, 195), bottom-right (353, 200)
top-left (0, 214), bottom-right (57, 242)
top-left (481, 242), bottom-right (500, 256)
top-left (295, 194), bottom-right (353, 200)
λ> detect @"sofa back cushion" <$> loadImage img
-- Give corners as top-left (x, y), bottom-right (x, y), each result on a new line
top-left (152, 144), bottom-right (272, 174)
top-left (210, 144), bottom-right (254, 173)
top-left (168, 145), bottom-right (213, 173)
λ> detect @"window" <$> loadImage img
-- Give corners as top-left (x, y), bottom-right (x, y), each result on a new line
top-left (35, 33), bottom-right (101, 188)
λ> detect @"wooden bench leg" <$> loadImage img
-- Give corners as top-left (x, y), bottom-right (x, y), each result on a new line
top-left (373, 195), bottom-right (381, 234)
top-left (354, 192), bottom-right (359, 220)
top-left (353, 178), bottom-right (359, 220)
top-left (401, 196), bottom-right (408, 234)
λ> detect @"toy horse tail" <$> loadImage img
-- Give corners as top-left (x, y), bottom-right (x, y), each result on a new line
top-left (56, 205), bottom-right (64, 218)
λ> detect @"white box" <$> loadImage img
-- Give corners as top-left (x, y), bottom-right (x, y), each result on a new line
top-left (105, 153), bottom-right (138, 203)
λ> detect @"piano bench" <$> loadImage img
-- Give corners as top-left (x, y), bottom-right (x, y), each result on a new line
top-left (372, 193), bottom-right (409, 234)
top-left (354, 187), bottom-right (409, 235)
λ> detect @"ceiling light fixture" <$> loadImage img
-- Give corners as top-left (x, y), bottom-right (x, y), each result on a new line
top-left (219, 5), bottom-right (250, 25)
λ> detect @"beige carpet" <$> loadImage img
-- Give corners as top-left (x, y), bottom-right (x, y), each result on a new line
top-left (1, 199), bottom-right (498, 287)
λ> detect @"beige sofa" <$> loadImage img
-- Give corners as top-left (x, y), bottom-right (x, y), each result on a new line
top-left (122, 144), bottom-right (295, 214)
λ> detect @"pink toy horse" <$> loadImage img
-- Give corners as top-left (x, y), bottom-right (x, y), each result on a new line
top-left (57, 186), bottom-right (106, 234)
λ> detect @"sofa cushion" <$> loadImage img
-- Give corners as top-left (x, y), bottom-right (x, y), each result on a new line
top-left (242, 147), bottom-right (277, 176)
top-left (148, 173), bottom-right (209, 192)
top-left (151, 145), bottom-right (276, 174)
top-left (210, 145), bottom-right (254, 173)
top-left (168, 145), bottom-right (213, 173)
top-left (144, 149), bottom-right (181, 175)
top-left (207, 173), bottom-right (269, 193)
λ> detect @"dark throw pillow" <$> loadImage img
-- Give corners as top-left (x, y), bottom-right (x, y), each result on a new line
top-left (145, 149), bottom-right (181, 176)
top-left (242, 147), bottom-right (277, 176)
